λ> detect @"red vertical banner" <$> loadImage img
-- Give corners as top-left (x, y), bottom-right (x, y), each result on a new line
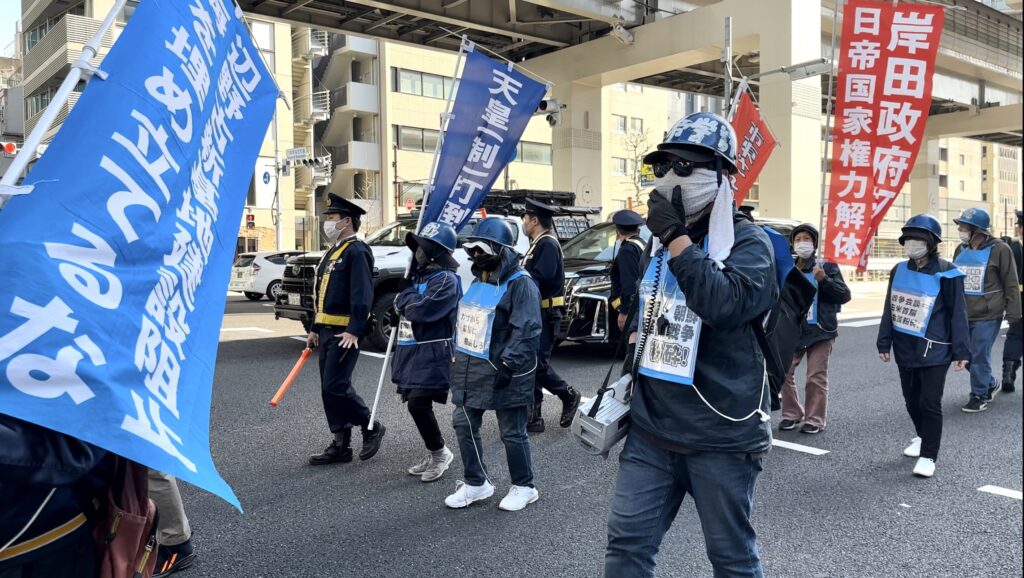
top-left (730, 88), bottom-right (778, 206)
top-left (824, 0), bottom-right (944, 267)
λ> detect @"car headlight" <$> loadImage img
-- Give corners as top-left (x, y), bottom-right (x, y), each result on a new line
top-left (572, 275), bottom-right (611, 290)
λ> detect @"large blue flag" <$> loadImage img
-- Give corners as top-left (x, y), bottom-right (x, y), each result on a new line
top-left (0, 0), bottom-right (276, 509)
top-left (421, 48), bottom-right (547, 232)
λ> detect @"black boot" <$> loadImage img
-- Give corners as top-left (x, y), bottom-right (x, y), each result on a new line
top-left (1003, 360), bottom-right (1019, 393)
top-left (309, 430), bottom-right (353, 465)
top-left (559, 387), bottom-right (582, 428)
top-left (359, 421), bottom-right (386, 461)
top-left (526, 403), bottom-right (545, 433)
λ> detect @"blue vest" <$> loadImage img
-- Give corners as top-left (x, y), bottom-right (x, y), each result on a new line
top-left (455, 270), bottom-right (528, 359)
top-left (954, 246), bottom-right (992, 296)
top-left (891, 262), bottom-right (964, 338)
top-left (636, 247), bottom-right (703, 386)
top-left (805, 272), bottom-right (819, 326)
top-left (397, 271), bottom-right (451, 347)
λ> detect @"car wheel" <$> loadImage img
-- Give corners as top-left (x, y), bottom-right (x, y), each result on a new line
top-left (243, 292), bottom-right (263, 301)
top-left (368, 291), bottom-right (397, 352)
top-left (266, 281), bottom-right (282, 301)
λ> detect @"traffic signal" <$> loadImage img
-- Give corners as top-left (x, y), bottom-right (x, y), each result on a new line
top-left (1, 142), bottom-right (17, 155)
top-left (246, 214), bottom-right (255, 229)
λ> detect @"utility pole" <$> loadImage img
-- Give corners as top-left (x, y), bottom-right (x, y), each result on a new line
top-left (722, 17), bottom-right (733, 117)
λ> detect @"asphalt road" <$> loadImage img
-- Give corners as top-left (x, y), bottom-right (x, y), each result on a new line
top-left (179, 294), bottom-right (1023, 578)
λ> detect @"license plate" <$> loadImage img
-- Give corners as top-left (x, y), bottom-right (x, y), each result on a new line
top-left (235, 272), bottom-right (243, 278)
top-left (288, 293), bottom-right (301, 306)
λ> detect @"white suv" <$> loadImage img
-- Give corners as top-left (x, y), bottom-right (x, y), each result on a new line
top-left (230, 251), bottom-right (306, 301)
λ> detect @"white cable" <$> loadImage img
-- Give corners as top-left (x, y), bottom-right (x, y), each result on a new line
top-left (0, 488), bottom-right (56, 554)
top-left (460, 405), bottom-right (494, 487)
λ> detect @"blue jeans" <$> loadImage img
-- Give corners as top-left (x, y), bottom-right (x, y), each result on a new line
top-left (605, 433), bottom-right (764, 578)
top-left (452, 405), bottom-right (533, 487)
top-left (968, 319), bottom-right (1002, 397)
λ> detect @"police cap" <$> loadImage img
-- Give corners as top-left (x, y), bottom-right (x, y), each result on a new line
top-left (324, 193), bottom-right (366, 217)
top-left (612, 210), bottom-right (644, 228)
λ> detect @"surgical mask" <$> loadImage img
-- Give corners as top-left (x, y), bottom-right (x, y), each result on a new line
top-left (904, 239), bottom-right (929, 260)
top-left (794, 242), bottom-right (815, 259)
top-left (323, 220), bottom-right (341, 242)
top-left (959, 230), bottom-right (972, 244)
top-left (472, 253), bottom-right (501, 272)
top-left (415, 248), bottom-right (431, 268)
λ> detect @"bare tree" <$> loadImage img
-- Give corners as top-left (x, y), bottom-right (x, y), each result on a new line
top-left (621, 130), bottom-right (651, 208)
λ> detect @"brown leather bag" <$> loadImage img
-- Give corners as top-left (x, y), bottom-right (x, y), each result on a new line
top-left (91, 458), bottom-right (159, 578)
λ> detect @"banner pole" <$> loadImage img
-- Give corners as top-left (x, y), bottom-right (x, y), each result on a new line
top-left (818, 0), bottom-right (840, 257)
top-left (366, 38), bottom-right (470, 430)
top-left (0, 0), bottom-right (129, 209)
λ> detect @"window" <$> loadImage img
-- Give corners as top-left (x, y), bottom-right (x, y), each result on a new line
top-left (982, 146), bottom-right (988, 158)
top-left (959, 180), bottom-right (965, 191)
top-left (612, 157), bottom-right (627, 175)
top-left (612, 114), bottom-right (627, 133)
top-left (249, 20), bottom-right (275, 51)
top-left (398, 69), bottom-right (422, 95)
top-left (939, 148), bottom-right (948, 162)
top-left (982, 169), bottom-right (988, 181)
top-left (627, 83), bottom-right (643, 93)
top-left (422, 73), bottom-right (444, 99)
top-left (939, 175), bottom-right (948, 187)
top-left (398, 126), bottom-right (423, 151)
top-left (613, 83), bottom-right (627, 92)
top-left (443, 77), bottom-right (456, 99)
top-left (982, 192), bottom-right (987, 201)
top-left (630, 117), bottom-right (644, 133)
top-left (24, 3), bottom-right (85, 52)
top-left (520, 142), bottom-right (552, 165)
top-left (117, 0), bottom-right (141, 24)
top-left (959, 154), bottom-right (965, 165)
top-left (422, 129), bottom-right (439, 153)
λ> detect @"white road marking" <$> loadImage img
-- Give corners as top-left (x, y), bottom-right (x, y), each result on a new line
top-left (290, 336), bottom-right (307, 342)
top-left (221, 327), bottom-right (274, 333)
top-left (288, 336), bottom-right (385, 358)
top-left (262, 304), bottom-right (274, 307)
top-left (899, 503), bottom-right (911, 509)
top-left (840, 318), bottom-right (882, 328)
top-left (771, 439), bottom-right (830, 455)
top-left (978, 485), bottom-right (1022, 500)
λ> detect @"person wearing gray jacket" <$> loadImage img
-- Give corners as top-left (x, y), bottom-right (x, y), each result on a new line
top-left (444, 217), bottom-right (543, 513)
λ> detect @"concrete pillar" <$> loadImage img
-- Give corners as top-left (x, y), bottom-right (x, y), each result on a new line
top-left (550, 81), bottom-right (604, 208)
top-left (756, 0), bottom-right (822, 225)
top-left (910, 139), bottom-right (940, 217)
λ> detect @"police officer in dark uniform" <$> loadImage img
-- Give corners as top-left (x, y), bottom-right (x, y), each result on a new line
top-left (521, 198), bottom-right (581, 432)
top-left (306, 193), bottom-right (386, 465)
top-left (1002, 209), bottom-right (1023, 392)
top-left (608, 210), bottom-right (646, 335)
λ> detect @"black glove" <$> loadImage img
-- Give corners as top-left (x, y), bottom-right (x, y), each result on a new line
top-left (383, 302), bottom-right (400, 327)
top-left (397, 277), bottom-right (413, 293)
top-left (494, 362), bottom-right (514, 390)
top-left (621, 342), bottom-right (637, 377)
top-left (646, 187), bottom-right (688, 245)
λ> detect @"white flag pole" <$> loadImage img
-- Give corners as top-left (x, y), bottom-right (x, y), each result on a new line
top-left (366, 37), bottom-right (472, 430)
top-left (0, 0), bottom-right (129, 209)
top-left (818, 0), bottom-right (840, 257)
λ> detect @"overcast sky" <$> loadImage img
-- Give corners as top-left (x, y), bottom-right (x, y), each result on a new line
top-left (0, 3), bottom-right (20, 58)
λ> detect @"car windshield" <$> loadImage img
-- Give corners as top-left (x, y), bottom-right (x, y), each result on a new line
top-left (561, 223), bottom-right (651, 263)
top-left (367, 218), bottom-right (517, 247)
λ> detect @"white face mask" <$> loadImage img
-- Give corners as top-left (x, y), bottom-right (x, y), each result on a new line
top-left (323, 220), bottom-right (342, 241)
top-left (904, 239), bottom-right (929, 260)
top-left (794, 242), bottom-right (815, 259)
top-left (958, 230), bottom-right (972, 244)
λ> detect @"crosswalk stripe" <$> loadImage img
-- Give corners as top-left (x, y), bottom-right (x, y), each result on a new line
top-left (978, 485), bottom-right (1022, 500)
top-left (839, 318), bottom-right (882, 328)
top-left (771, 439), bottom-right (830, 455)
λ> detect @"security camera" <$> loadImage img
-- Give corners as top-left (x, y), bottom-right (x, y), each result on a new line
top-left (610, 24), bottom-right (634, 46)
top-left (537, 98), bottom-right (562, 126)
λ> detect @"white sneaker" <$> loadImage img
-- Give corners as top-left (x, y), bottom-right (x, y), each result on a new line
top-left (903, 437), bottom-right (922, 458)
top-left (913, 457), bottom-right (936, 478)
top-left (444, 480), bottom-right (494, 509)
top-left (420, 447), bottom-right (454, 483)
top-left (498, 485), bottom-right (539, 512)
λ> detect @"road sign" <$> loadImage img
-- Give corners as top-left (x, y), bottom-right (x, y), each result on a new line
top-left (640, 163), bottom-right (655, 186)
top-left (285, 147), bottom-right (309, 161)
top-left (263, 171), bottom-right (271, 185)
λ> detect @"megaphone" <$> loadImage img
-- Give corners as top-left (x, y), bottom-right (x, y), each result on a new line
top-left (570, 373), bottom-right (632, 458)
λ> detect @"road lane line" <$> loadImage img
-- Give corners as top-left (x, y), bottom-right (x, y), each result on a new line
top-left (221, 327), bottom-right (274, 333)
top-left (771, 439), bottom-right (830, 455)
top-left (978, 485), bottom-right (1022, 500)
top-left (840, 318), bottom-right (881, 328)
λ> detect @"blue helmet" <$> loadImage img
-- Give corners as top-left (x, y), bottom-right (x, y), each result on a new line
top-left (643, 112), bottom-right (739, 174)
top-left (467, 216), bottom-right (515, 248)
top-left (900, 214), bottom-right (942, 245)
top-left (408, 221), bottom-right (457, 253)
top-left (953, 207), bottom-right (990, 233)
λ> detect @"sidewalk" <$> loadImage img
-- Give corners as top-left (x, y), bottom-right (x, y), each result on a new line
top-left (839, 280), bottom-right (887, 320)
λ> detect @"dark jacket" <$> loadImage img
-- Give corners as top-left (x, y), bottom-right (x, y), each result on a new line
top-left (523, 234), bottom-right (564, 302)
top-left (451, 248), bottom-right (542, 410)
top-left (312, 236), bottom-right (375, 337)
top-left (609, 236), bottom-right (644, 314)
top-left (391, 266), bottom-right (461, 390)
top-left (877, 256), bottom-right (971, 368)
top-left (953, 236), bottom-right (1022, 323)
top-left (0, 416), bottom-right (108, 569)
top-left (629, 215), bottom-right (779, 454)
top-left (796, 257), bottom-right (852, 349)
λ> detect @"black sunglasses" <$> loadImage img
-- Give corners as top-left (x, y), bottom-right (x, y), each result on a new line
top-left (651, 159), bottom-right (719, 178)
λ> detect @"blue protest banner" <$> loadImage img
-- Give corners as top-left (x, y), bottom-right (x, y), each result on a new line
top-left (0, 0), bottom-right (277, 509)
top-left (420, 49), bottom-right (547, 233)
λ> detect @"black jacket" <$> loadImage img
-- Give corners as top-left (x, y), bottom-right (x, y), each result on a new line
top-left (628, 215), bottom-right (779, 454)
top-left (877, 257), bottom-right (971, 368)
top-left (391, 267), bottom-right (461, 391)
top-left (523, 234), bottom-right (564, 301)
top-left (312, 236), bottom-right (374, 337)
top-left (0, 416), bottom-right (108, 569)
top-left (609, 236), bottom-right (644, 315)
top-left (796, 257), bottom-right (852, 349)
top-left (451, 248), bottom-right (542, 410)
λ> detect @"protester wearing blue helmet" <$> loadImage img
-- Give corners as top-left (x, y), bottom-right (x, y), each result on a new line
top-left (605, 112), bottom-right (778, 577)
top-left (953, 207), bottom-right (1022, 412)
top-left (385, 221), bottom-right (462, 483)
top-left (444, 217), bottom-right (543, 512)
top-left (877, 215), bottom-right (970, 478)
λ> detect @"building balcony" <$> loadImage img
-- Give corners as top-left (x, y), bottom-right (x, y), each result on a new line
top-left (322, 36), bottom-right (378, 88)
top-left (23, 14), bottom-right (116, 97)
top-left (331, 82), bottom-right (379, 116)
top-left (291, 29), bottom-right (329, 62)
top-left (334, 34), bottom-right (377, 59)
top-left (24, 91), bottom-right (80, 141)
top-left (334, 141), bottom-right (380, 173)
top-left (294, 163), bottom-right (331, 192)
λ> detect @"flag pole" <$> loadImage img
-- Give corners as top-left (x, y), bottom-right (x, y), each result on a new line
top-left (0, 0), bottom-right (129, 209)
top-left (366, 37), bottom-right (472, 430)
top-left (818, 0), bottom-right (840, 257)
